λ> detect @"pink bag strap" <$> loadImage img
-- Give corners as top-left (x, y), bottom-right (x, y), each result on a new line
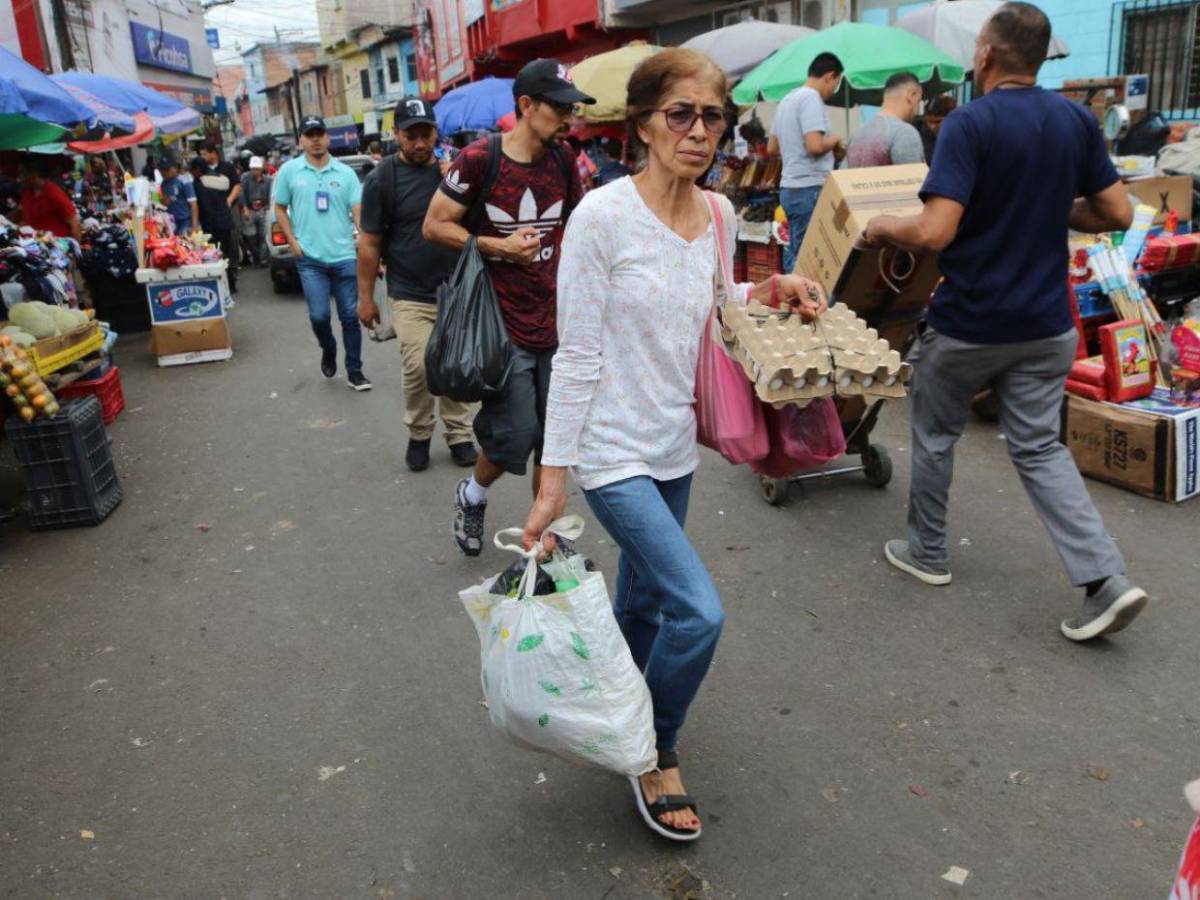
top-left (703, 191), bottom-right (733, 307)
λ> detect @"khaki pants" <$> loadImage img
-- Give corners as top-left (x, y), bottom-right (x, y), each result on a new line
top-left (392, 299), bottom-right (474, 444)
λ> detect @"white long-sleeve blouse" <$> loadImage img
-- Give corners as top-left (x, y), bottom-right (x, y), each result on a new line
top-left (541, 176), bottom-right (751, 490)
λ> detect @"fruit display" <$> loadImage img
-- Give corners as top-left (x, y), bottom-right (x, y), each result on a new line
top-left (0, 335), bottom-right (60, 422)
top-left (3, 301), bottom-right (93, 345)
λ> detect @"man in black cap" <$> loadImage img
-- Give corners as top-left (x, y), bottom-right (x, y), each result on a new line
top-left (197, 142), bottom-right (241, 296)
top-left (424, 58), bottom-right (593, 556)
top-left (274, 115), bottom-right (370, 391)
top-left (358, 97), bottom-right (476, 471)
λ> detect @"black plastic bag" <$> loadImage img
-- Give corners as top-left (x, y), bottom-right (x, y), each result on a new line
top-left (425, 238), bottom-right (512, 402)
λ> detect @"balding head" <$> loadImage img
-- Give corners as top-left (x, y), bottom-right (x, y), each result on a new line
top-left (982, 2), bottom-right (1052, 75)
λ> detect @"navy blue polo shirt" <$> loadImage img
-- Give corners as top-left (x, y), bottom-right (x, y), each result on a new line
top-left (921, 87), bottom-right (1119, 344)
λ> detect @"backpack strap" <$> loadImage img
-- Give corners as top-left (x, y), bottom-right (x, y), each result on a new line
top-left (375, 155), bottom-right (397, 241)
top-left (464, 132), bottom-right (504, 233)
top-left (549, 143), bottom-right (577, 220)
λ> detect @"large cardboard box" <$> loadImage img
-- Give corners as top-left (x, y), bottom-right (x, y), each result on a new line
top-left (1062, 391), bottom-right (1199, 503)
top-left (149, 318), bottom-right (232, 357)
top-left (1126, 174), bottom-right (1194, 226)
top-left (795, 164), bottom-right (941, 321)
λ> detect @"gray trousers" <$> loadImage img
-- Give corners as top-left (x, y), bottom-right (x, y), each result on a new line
top-left (907, 326), bottom-right (1125, 587)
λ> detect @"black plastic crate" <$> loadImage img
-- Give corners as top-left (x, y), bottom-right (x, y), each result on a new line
top-left (4, 396), bottom-right (122, 529)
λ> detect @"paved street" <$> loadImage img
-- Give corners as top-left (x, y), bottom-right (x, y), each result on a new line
top-left (1, 267), bottom-right (1196, 898)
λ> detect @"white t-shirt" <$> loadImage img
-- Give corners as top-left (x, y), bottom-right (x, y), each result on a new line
top-left (542, 177), bottom-right (751, 490)
top-left (773, 85), bottom-right (834, 189)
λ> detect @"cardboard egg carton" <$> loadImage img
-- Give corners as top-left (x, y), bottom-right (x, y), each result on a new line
top-left (723, 302), bottom-right (911, 405)
top-left (722, 304), bottom-right (836, 404)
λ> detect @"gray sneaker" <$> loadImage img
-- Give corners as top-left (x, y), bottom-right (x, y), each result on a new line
top-left (1060, 575), bottom-right (1148, 642)
top-left (453, 478), bottom-right (486, 557)
top-left (884, 539), bottom-right (952, 586)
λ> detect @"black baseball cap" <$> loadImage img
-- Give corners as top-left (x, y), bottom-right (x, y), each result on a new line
top-left (512, 59), bottom-right (595, 106)
top-left (394, 96), bottom-right (436, 131)
top-left (300, 116), bottom-right (326, 135)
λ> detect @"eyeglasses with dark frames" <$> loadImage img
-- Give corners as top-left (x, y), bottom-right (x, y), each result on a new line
top-left (655, 105), bottom-right (728, 135)
top-left (538, 99), bottom-right (577, 117)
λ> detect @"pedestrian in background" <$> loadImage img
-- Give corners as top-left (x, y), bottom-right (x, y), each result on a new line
top-left (195, 143), bottom-right (241, 295)
top-left (769, 52), bottom-right (845, 273)
top-left (864, 1), bottom-right (1148, 641)
top-left (846, 72), bottom-right (925, 168)
top-left (160, 157), bottom-right (197, 236)
top-left (274, 116), bottom-right (371, 392)
top-left (594, 139), bottom-right (631, 186)
top-left (919, 94), bottom-right (958, 165)
top-left (358, 97), bottom-right (477, 471)
top-left (239, 156), bottom-right (272, 266)
top-left (523, 47), bottom-right (826, 842)
top-left (424, 58), bottom-right (592, 557)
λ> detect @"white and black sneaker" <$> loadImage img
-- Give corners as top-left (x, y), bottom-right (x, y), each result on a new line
top-left (347, 371), bottom-right (372, 392)
top-left (1061, 575), bottom-right (1148, 642)
top-left (453, 477), bottom-right (486, 557)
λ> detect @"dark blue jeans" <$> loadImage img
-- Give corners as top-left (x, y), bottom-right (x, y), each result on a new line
top-left (583, 474), bottom-right (724, 752)
top-left (780, 185), bottom-right (822, 274)
top-left (296, 256), bottom-right (362, 375)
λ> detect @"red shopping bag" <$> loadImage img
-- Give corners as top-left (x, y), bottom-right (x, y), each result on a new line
top-left (694, 191), bottom-right (768, 465)
top-left (750, 398), bottom-right (847, 478)
top-left (1173, 780), bottom-right (1200, 900)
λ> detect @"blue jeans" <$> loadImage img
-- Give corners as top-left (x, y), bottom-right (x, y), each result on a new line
top-left (296, 256), bottom-right (362, 375)
top-left (780, 185), bottom-right (822, 274)
top-left (583, 474), bottom-right (724, 751)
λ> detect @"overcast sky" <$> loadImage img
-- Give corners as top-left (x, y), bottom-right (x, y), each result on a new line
top-left (204, 0), bottom-right (321, 67)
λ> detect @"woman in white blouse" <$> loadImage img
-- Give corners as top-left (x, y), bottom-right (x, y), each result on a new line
top-left (522, 48), bottom-right (827, 841)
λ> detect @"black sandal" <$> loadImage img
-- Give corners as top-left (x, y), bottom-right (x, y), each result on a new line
top-left (628, 749), bottom-right (702, 842)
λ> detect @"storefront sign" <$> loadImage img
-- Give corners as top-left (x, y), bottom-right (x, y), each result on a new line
top-left (130, 21), bottom-right (193, 74)
top-left (147, 280), bottom-right (223, 324)
top-left (206, 27), bottom-right (220, 49)
top-left (142, 80), bottom-right (213, 113)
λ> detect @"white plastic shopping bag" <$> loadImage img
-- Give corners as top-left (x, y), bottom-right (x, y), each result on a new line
top-left (459, 516), bottom-right (657, 777)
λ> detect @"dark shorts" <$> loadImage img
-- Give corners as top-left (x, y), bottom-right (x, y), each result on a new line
top-left (474, 344), bottom-right (553, 476)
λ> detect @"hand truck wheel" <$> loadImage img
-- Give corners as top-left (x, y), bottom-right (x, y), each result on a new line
top-left (862, 444), bottom-right (893, 488)
top-left (759, 475), bottom-right (791, 506)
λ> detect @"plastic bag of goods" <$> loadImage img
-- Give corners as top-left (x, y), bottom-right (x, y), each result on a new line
top-left (459, 516), bottom-right (656, 777)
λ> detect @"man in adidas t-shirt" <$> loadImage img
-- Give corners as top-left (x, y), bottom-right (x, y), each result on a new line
top-left (424, 58), bottom-right (593, 557)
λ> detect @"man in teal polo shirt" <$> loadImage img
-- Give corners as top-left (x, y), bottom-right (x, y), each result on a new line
top-left (274, 116), bottom-right (370, 391)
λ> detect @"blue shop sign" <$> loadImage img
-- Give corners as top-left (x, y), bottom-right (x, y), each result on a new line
top-left (131, 21), bottom-right (193, 74)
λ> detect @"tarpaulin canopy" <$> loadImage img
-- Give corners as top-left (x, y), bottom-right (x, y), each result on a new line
top-left (681, 20), bottom-right (814, 81)
top-left (0, 47), bottom-right (96, 149)
top-left (51, 71), bottom-right (201, 135)
top-left (732, 22), bottom-right (965, 106)
top-left (897, 0), bottom-right (1070, 72)
top-left (434, 77), bottom-right (515, 134)
top-left (570, 42), bottom-right (659, 123)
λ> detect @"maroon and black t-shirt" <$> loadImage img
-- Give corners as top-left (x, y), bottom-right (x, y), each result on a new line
top-left (439, 137), bottom-right (583, 351)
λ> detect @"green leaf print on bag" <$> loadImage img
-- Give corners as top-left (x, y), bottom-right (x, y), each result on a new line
top-left (580, 677), bottom-right (598, 695)
top-left (539, 680), bottom-right (561, 696)
top-left (570, 632), bottom-right (590, 660)
top-left (538, 713), bottom-right (550, 728)
top-left (516, 634), bottom-right (545, 652)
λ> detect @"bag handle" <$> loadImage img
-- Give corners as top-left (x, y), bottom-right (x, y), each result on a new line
top-left (493, 515), bottom-right (586, 600)
top-left (703, 191), bottom-right (733, 307)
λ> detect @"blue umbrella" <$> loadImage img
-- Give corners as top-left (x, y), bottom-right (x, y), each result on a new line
top-left (52, 71), bottom-right (201, 134)
top-left (434, 77), bottom-right (515, 134)
top-left (0, 47), bottom-right (96, 148)
top-left (51, 81), bottom-right (139, 136)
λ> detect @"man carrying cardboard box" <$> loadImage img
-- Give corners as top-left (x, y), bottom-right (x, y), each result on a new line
top-left (863, 1), bottom-right (1150, 642)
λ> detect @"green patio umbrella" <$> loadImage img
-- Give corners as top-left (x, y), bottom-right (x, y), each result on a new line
top-left (732, 21), bottom-right (965, 106)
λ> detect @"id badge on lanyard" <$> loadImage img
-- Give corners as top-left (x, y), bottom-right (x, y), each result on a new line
top-left (315, 189), bottom-right (330, 213)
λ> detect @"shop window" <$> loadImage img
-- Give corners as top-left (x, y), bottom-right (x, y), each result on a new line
top-left (715, 0), bottom-right (798, 26)
top-left (1119, 0), bottom-right (1200, 117)
top-left (405, 52), bottom-right (418, 85)
top-left (360, 68), bottom-right (372, 99)
top-left (387, 56), bottom-right (400, 85)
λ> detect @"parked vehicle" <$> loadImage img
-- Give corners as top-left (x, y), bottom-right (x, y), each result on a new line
top-left (267, 154), bottom-right (377, 294)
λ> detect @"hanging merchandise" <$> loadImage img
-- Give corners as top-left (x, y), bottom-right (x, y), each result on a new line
top-left (0, 218), bottom-right (83, 307)
top-left (78, 219), bottom-right (139, 280)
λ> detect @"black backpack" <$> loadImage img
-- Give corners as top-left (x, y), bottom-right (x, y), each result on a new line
top-left (374, 132), bottom-right (577, 240)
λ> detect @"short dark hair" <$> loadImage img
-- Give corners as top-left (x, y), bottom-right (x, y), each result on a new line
top-left (808, 52), bottom-right (844, 79)
top-left (984, 1), bottom-right (1052, 75)
top-left (19, 157), bottom-right (50, 178)
top-left (602, 138), bottom-right (623, 159)
top-left (200, 141), bottom-right (218, 154)
top-left (927, 94), bottom-right (958, 117)
top-left (884, 71), bottom-right (920, 93)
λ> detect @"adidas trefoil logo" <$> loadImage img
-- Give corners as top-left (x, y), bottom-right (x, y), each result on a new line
top-left (443, 169), bottom-right (469, 195)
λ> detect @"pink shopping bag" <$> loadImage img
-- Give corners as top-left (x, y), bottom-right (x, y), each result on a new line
top-left (694, 192), bottom-right (768, 464)
top-left (750, 398), bottom-right (847, 479)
